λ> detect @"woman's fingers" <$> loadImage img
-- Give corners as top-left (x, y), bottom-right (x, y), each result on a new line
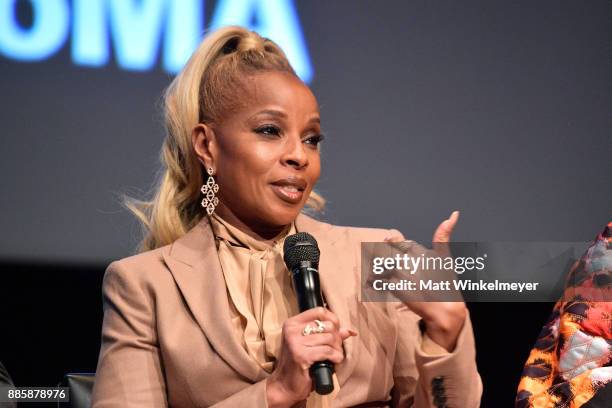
top-left (301, 326), bottom-right (357, 347)
top-left (432, 210), bottom-right (459, 243)
top-left (302, 332), bottom-right (338, 347)
top-left (282, 308), bottom-right (358, 369)
top-left (292, 307), bottom-right (339, 328)
top-left (338, 327), bottom-right (358, 340)
top-left (274, 310), bottom-right (353, 402)
top-left (286, 309), bottom-right (358, 339)
top-left (304, 345), bottom-right (345, 365)
top-left (432, 210), bottom-right (459, 257)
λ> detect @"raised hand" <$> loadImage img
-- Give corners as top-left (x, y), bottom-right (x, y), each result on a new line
top-left (385, 211), bottom-right (467, 352)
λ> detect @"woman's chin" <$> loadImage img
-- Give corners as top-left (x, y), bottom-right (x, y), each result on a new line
top-left (263, 202), bottom-right (304, 226)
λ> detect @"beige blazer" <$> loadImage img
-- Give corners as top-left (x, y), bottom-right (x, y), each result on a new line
top-left (92, 213), bottom-right (482, 407)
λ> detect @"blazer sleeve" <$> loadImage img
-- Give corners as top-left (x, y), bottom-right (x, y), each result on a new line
top-left (92, 261), bottom-right (168, 408)
top-left (209, 379), bottom-right (269, 407)
top-left (384, 229), bottom-right (482, 408)
top-left (391, 306), bottom-right (482, 408)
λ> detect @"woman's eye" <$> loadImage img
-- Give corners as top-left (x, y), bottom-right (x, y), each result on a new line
top-left (255, 125), bottom-right (280, 136)
top-left (304, 134), bottom-right (325, 147)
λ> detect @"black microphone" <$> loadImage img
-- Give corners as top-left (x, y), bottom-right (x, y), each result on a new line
top-left (283, 232), bottom-right (334, 395)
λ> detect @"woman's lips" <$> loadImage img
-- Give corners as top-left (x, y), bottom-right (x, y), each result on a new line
top-left (270, 184), bottom-right (304, 204)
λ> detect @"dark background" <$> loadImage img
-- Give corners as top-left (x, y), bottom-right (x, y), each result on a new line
top-left (1, 1), bottom-right (610, 406)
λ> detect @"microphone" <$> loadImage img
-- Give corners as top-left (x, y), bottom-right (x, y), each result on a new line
top-left (283, 232), bottom-right (334, 395)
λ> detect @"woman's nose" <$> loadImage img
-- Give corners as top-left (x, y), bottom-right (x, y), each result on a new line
top-left (281, 135), bottom-right (309, 169)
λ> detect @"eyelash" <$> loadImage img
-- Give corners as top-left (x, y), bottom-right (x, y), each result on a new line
top-left (254, 125), bottom-right (325, 147)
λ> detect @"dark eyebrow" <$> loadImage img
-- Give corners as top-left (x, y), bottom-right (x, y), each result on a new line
top-left (250, 109), bottom-right (321, 125)
top-left (251, 109), bottom-right (287, 119)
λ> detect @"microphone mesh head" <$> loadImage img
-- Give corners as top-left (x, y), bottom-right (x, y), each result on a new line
top-left (283, 232), bottom-right (320, 270)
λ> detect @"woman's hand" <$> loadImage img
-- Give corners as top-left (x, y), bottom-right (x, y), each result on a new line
top-left (386, 211), bottom-right (467, 352)
top-left (266, 307), bottom-right (357, 408)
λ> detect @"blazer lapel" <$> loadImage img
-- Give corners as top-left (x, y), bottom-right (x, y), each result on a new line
top-left (161, 217), bottom-right (267, 382)
top-left (295, 214), bottom-right (361, 385)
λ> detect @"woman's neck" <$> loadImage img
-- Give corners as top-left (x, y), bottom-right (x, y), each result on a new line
top-left (213, 205), bottom-right (290, 243)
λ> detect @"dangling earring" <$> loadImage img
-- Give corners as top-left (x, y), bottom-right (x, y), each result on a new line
top-left (200, 167), bottom-right (219, 215)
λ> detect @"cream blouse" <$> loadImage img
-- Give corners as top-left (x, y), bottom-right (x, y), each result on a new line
top-left (209, 212), bottom-right (298, 371)
top-left (209, 213), bottom-right (339, 407)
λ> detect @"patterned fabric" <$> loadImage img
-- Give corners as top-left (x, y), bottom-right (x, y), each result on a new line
top-left (516, 222), bottom-right (612, 408)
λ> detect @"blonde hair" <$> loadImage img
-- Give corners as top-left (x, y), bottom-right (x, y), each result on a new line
top-left (125, 26), bottom-right (325, 252)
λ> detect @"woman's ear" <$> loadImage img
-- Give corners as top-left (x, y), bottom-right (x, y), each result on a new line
top-left (192, 123), bottom-right (217, 169)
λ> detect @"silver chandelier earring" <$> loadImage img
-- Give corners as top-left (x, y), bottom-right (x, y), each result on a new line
top-left (200, 167), bottom-right (219, 215)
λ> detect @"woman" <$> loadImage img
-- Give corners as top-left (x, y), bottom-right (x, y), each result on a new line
top-left (92, 26), bottom-right (482, 407)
